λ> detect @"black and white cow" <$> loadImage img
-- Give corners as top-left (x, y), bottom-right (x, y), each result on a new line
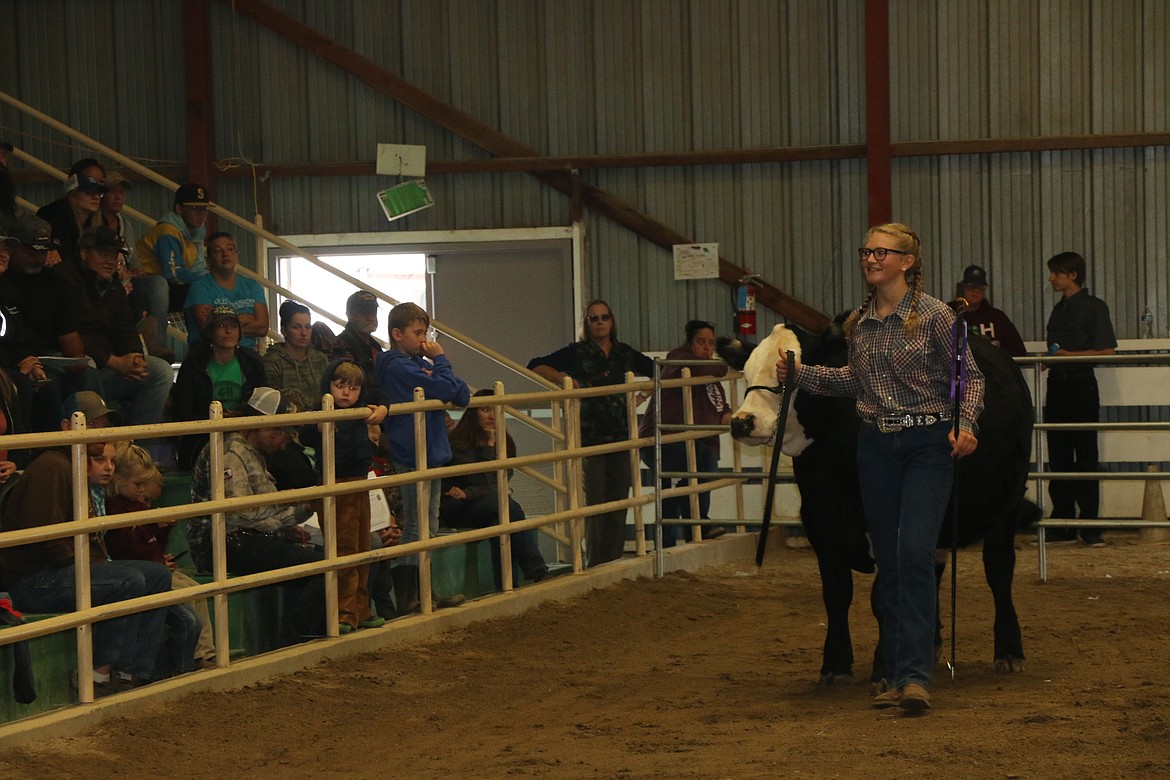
top-left (720, 317), bottom-right (1033, 684)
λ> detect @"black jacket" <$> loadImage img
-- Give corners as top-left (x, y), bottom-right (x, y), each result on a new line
top-left (298, 357), bottom-right (388, 480)
top-left (172, 345), bottom-right (268, 469)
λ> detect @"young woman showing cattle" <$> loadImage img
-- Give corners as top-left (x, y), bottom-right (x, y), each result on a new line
top-left (775, 223), bottom-right (984, 713)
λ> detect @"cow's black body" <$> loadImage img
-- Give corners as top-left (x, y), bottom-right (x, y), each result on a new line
top-left (722, 317), bottom-right (1033, 683)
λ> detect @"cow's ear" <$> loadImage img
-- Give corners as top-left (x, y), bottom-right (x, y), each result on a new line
top-left (716, 336), bottom-right (750, 370)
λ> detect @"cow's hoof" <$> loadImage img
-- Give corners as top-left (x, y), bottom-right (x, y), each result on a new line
top-left (819, 672), bottom-right (854, 686)
top-left (994, 656), bottom-right (1027, 673)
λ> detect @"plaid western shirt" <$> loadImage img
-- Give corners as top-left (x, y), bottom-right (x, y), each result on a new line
top-left (796, 292), bottom-right (984, 434)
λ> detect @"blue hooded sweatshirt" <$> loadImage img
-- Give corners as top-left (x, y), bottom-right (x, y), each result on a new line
top-left (375, 349), bottom-right (470, 469)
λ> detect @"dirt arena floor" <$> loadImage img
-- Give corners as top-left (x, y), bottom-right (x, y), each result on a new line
top-left (1, 532), bottom-right (1168, 779)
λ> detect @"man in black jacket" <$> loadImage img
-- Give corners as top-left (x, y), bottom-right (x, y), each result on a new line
top-left (59, 226), bottom-right (172, 446)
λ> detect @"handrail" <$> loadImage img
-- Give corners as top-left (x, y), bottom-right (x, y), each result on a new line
top-left (0, 88), bottom-right (558, 391)
top-left (0, 373), bottom-right (770, 727)
top-left (1020, 350), bottom-right (1170, 581)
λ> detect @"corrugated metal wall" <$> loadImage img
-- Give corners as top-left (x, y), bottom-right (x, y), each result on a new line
top-left (1, 0), bottom-right (1166, 350)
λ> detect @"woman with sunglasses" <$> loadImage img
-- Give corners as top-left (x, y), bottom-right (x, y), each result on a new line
top-left (776, 223), bottom-right (984, 713)
top-left (528, 299), bottom-right (654, 567)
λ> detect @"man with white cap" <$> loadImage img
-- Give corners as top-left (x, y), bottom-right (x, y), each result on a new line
top-left (189, 387), bottom-right (325, 644)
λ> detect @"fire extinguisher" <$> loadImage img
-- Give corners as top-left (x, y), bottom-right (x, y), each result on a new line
top-left (732, 273), bottom-right (760, 337)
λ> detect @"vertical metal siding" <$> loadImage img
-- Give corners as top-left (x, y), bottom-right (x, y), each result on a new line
top-left (2, 0), bottom-right (1166, 350)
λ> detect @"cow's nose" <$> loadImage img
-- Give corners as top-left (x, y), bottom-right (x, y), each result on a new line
top-left (730, 414), bottom-right (754, 439)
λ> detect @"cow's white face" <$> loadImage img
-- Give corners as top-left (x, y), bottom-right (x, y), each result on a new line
top-left (729, 324), bottom-right (812, 456)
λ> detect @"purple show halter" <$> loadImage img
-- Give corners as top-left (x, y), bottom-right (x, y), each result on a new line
top-left (950, 318), bottom-right (968, 404)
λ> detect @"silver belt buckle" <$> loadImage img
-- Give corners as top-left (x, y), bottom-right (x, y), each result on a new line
top-left (877, 415), bottom-right (906, 433)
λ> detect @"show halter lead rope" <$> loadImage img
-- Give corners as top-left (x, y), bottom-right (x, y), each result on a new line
top-left (947, 314), bottom-right (969, 679)
top-left (756, 351), bottom-right (797, 567)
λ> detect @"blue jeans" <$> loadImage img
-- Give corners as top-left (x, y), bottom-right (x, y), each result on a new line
top-left (392, 468), bottom-right (441, 569)
top-left (440, 494), bottom-right (547, 585)
top-left (856, 421), bottom-right (953, 691)
top-left (641, 441), bottom-right (719, 547)
top-left (162, 604), bottom-right (202, 676)
top-left (99, 355), bottom-right (174, 442)
top-left (8, 559), bottom-right (171, 679)
top-left (128, 273), bottom-right (171, 346)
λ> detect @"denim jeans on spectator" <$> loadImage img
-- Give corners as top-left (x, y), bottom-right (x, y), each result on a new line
top-left (440, 494), bottom-right (546, 587)
top-left (391, 468), bottom-right (441, 570)
top-left (7, 559), bottom-right (171, 679)
top-left (856, 421), bottom-right (953, 691)
top-left (161, 604), bottom-right (202, 676)
top-left (99, 356), bottom-right (173, 448)
top-left (127, 273), bottom-right (170, 347)
top-left (35, 365), bottom-right (103, 432)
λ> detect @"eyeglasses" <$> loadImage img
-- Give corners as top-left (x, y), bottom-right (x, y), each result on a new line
top-left (587, 313), bottom-right (612, 323)
top-left (858, 247), bottom-right (911, 261)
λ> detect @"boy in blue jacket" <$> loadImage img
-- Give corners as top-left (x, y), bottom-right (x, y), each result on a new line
top-left (301, 358), bottom-right (388, 632)
top-left (375, 302), bottom-right (470, 612)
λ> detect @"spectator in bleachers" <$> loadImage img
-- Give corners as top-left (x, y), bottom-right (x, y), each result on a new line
top-left (134, 182), bottom-right (211, 345)
top-left (98, 172), bottom-right (167, 360)
top-left (98, 172), bottom-right (136, 262)
top-left (338, 290), bottom-right (384, 387)
top-left (0, 141), bottom-right (24, 232)
top-left (441, 389), bottom-right (548, 587)
top-left (60, 225), bottom-right (173, 462)
top-left (172, 304), bottom-right (268, 470)
top-left (376, 302), bottom-right (469, 613)
top-left (528, 299), bottom-right (655, 567)
top-left (299, 358), bottom-right (388, 633)
top-left (637, 319), bottom-right (731, 546)
top-left (0, 392), bottom-right (170, 696)
top-left (36, 158), bottom-right (107, 271)
top-left (263, 300), bottom-right (330, 410)
top-left (4, 215), bottom-right (100, 431)
top-left (185, 232), bottom-right (269, 351)
top-left (0, 227), bottom-right (41, 436)
top-left (104, 443), bottom-right (205, 675)
top-left (189, 387), bottom-right (326, 645)
top-left (0, 369), bottom-right (22, 479)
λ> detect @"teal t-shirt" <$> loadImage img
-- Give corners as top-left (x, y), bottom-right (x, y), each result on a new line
top-left (207, 356), bottom-right (245, 413)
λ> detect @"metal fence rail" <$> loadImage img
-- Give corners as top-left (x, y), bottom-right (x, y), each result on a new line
top-left (1018, 352), bottom-right (1170, 580)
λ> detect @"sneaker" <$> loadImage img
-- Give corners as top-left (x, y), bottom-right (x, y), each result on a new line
top-left (899, 683), bottom-right (931, 711)
top-left (433, 594), bottom-right (466, 609)
top-left (1079, 532), bottom-right (1106, 548)
top-left (872, 688), bottom-right (901, 709)
top-left (338, 623), bottom-right (355, 635)
top-left (359, 616), bottom-right (386, 629)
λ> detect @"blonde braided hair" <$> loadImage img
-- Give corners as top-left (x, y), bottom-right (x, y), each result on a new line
top-left (843, 222), bottom-right (924, 339)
